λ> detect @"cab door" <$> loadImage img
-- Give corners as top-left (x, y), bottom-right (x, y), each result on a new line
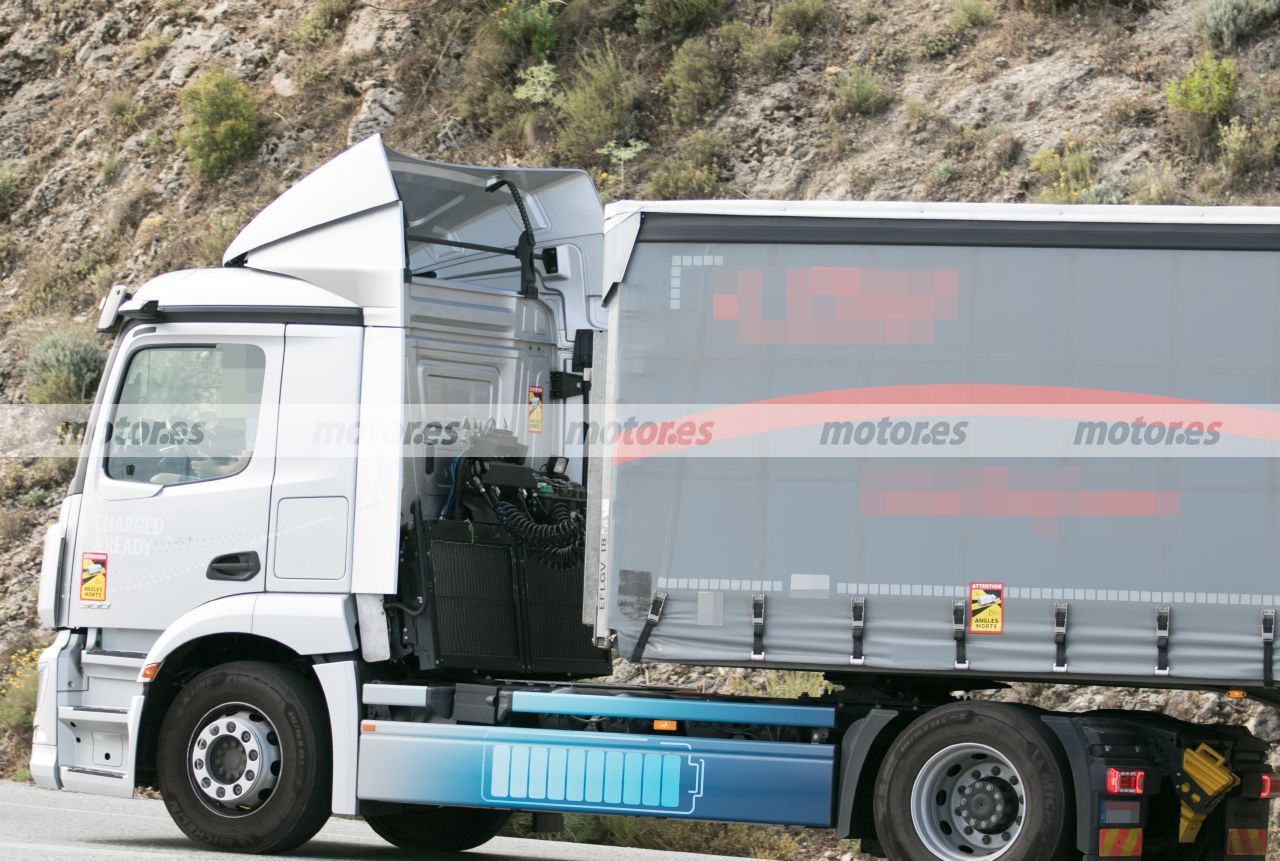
top-left (67, 323), bottom-right (284, 633)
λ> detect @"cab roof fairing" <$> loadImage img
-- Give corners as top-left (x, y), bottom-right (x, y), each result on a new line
top-left (221, 135), bottom-right (605, 333)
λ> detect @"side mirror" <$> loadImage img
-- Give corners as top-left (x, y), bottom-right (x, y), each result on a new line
top-left (96, 283), bottom-right (130, 332)
top-left (572, 329), bottom-right (594, 372)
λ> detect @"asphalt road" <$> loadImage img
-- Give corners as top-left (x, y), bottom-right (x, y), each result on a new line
top-left (0, 781), bottom-right (746, 860)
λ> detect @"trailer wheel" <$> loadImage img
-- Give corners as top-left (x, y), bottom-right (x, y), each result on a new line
top-left (365, 805), bottom-right (511, 852)
top-left (873, 702), bottom-right (1074, 861)
top-left (156, 661), bottom-right (331, 854)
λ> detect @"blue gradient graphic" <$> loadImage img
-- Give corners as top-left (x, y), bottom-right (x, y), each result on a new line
top-left (357, 720), bottom-right (833, 826)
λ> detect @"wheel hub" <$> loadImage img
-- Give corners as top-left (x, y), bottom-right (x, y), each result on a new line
top-left (958, 776), bottom-right (1017, 833)
top-left (910, 743), bottom-right (1027, 860)
top-left (189, 707), bottom-right (281, 813)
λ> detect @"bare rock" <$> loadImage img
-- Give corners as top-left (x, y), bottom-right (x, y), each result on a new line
top-left (347, 86), bottom-right (405, 145)
top-left (340, 7), bottom-right (413, 58)
top-left (270, 70), bottom-right (296, 98)
top-left (0, 37), bottom-right (54, 98)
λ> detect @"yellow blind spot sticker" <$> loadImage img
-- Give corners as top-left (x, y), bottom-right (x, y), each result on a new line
top-left (80, 552), bottom-right (108, 602)
top-left (969, 581), bottom-right (1004, 634)
top-left (528, 385), bottom-right (544, 434)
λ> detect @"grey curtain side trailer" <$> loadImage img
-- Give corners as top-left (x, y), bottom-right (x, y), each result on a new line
top-left (595, 203), bottom-right (1280, 698)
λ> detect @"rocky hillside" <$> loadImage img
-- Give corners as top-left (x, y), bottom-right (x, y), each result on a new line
top-left (1, 0), bottom-right (1279, 855)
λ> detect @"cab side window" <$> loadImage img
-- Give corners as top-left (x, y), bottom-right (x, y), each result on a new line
top-left (105, 344), bottom-right (266, 486)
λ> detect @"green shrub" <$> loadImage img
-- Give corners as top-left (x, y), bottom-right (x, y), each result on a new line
top-left (773, 0), bottom-right (831, 34)
top-left (831, 66), bottom-right (890, 118)
top-left (22, 252), bottom-right (111, 315)
top-left (0, 648), bottom-right (40, 734)
top-left (917, 0), bottom-right (993, 59)
top-left (646, 130), bottom-right (731, 199)
top-left (1165, 51), bottom-right (1237, 152)
top-left (178, 70), bottom-right (263, 178)
top-left (514, 61), bottom-right (559, 105)
top-left (905, 97), bottom-right (934, 122)
top-left (0, 510), bottom-right (31, 545)
top-left (664, 36), bottom-right (731, 126)
top-left (932, 160), bottom-right (961, 184)
top-left (740, 29), bottom-right (804, 74)
top-left (292, 0), bottom-right (355, 50)
top-left (919, 24), bottom-right (963, 58)
top-left (495, 0), bottom-right (560, 61)
top-left (99, 156), bottom-right (122, 186)
top-left (597, 139), bottom-right (650, 196)
top-left (1032, 140), bottom-right (1121, 203)
top-left (557, 47), bottom-right (642, 162)
top-left (132, 33), bottom-right (170, 63)
top-left (1126, 162), bottom-right (1183, 204)
top-left (855, 1), bottom-right (888, 23)
top-left (0, 161), bottom-right (24, 218)
top-left (104, 91), bottom-right (147, 137)
top-left (1218, 116), bottom-right (1279, 182)
top-left (950, 0), bottom-right (997, 27)
top-left (24, 330), bottom-right (105, 405)
top-left (864, 36), bottom-right (909, 70)
top-left (20, 488), bottom-right (48, 508)
top-left (1194, 0), bottom-right (1280, 48)
top-left (635, 0), bottom-right (721, 41)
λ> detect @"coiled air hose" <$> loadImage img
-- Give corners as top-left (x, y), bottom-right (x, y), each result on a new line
top-left (493, 500), bottom-right (585, 569)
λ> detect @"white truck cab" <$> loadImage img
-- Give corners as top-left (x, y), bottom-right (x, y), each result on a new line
top-left (31, 135), bottom-right (608, 852)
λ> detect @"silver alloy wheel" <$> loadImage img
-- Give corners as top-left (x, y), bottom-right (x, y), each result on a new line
top-left (188, 704), bottom-right (282, 816)
top-left (910, 742), bottom-right (1028, 860)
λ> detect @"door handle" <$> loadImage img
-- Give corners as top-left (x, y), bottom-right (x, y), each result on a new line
top-left (206, 552), bottom-right (261, 581)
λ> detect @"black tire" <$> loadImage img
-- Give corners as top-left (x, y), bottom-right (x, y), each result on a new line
top-left (872, 701), bottom-right (1076, 861)
top-left (365, 805), bottom-right (512, 852)
top-left (156, 660), bottom-right (332, 854)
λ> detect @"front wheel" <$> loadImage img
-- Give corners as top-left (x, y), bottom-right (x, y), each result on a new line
top-left (156, 661), bottom-right (332, 854)
top-left (873, 701), bottom-right (1076, 861)
top-left (365, 804), bottom-right (511, 852)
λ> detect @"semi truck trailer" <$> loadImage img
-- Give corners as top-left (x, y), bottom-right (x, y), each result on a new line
top-left (27, 135), bottom-right (1280, 860)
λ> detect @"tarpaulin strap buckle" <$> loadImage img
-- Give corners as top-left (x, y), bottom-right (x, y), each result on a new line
top-left (1262, 609), bottom-right (1275, 688)
top-left (1155, 606), bottom-right (1172, 677)
top-left (1053, 602), bottom-right (1069, 673)
top-left (953, 600), bottom-right (969, 670)
top-left (850, 597), bottom-right (866, 667)
top-left (629, 591), bottom-right (667, 663)
top-left (751, 594), bottom-right (767, 661)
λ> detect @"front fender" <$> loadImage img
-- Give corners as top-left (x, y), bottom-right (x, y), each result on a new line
top-left (141, 593), bottom-right (359, 680)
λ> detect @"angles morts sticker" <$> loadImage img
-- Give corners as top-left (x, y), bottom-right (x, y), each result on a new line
top-left (968, 581), bottom-right (1004, 634)
top-left (528, 385), bottom-right (544, 434)
top-left (80, 552), bottom-right (108, 602)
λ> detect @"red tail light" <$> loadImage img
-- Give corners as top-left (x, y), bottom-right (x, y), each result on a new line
top-left (1106, 768), bottom-right (1146, 796)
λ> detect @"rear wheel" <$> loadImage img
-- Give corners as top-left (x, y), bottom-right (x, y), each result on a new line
top-left (365, 804), bottom-right (511, 852)
top-left (873, 701), bottom-right (1076, 861)
top-left (156, 661), bottom-right (332, 854)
